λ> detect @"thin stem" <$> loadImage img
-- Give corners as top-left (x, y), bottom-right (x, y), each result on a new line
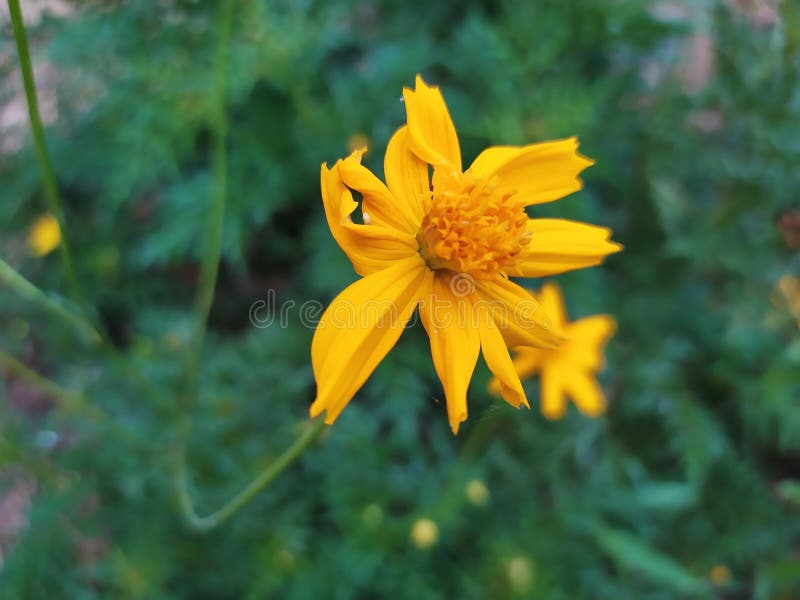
top-left (172, 0), bottom-right (325, 532)
top-left (183, 0), bottom-right (233, 392)
top-left (7, 0), bottom-right (85, 310)
top-left (0, 257), bottom-right (101, 345)
top-left (0, 347), bottom-right (84, 411)
top-left (177, 418), bottom-right (326, 533)
top-left (0, 348), bottom-right (161, 454)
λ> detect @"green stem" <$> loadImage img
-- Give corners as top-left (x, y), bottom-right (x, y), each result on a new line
top-left (0, 257), bottom-right (101, 345)
top-left (0, 347), bottom-right (84, 411)
top-left (8, 0), bottom-right (85, 310)
top-left (184, 0), bottom-right (233, 390)
top-left (177, 418), bottom-right (326, 533)
top-left (172, 0), bottom-right (308, 531)
top-left (151, 0), bottom-right (322, 532)
top-left (172, 0), bottom-right (325, 532)
top-left (0, 348), bottom-right (162, 454)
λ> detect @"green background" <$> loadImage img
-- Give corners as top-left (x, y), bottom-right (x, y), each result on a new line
top-left (1, 0), bottom-right (799, 598)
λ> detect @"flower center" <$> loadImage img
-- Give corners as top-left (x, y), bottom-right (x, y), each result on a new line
top-left (416, 170), bottom-right (530, 279)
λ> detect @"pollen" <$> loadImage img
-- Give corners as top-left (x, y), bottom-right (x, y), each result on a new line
top-left (416, 170), bottom-right (530, 278)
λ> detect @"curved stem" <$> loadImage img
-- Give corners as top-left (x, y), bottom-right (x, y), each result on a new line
top-left (170, 0), bottom-right (272, 530)
top-left (177, 418), bottom-right (326, 533)
top-left (172, 0), bottom-right (324, 532)
top-left (183, 0), bottom-right (233, 391)
top-left (8, 0), bottom-right (85, 311)
top-left (0, 257), bottom-right (101, 345)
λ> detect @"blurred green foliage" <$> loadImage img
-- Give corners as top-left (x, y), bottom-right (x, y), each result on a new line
top-left (1, 0), bottom-right (799, 597)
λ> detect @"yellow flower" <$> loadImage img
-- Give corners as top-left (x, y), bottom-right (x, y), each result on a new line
top-left (311, 75), bottom-right (621, 433)
top-left (507, 555), bottom-right (535, 593)
top-left (709, 564), bottom-right (731, 586)
top-left (28, 213), bottom-right (61, 257)
top-left (410, 517), bottom-right (438, 549)
top-left (465, 479), bottom-right (490, 506)
top-left (490, 282), bottom-right (616, 419)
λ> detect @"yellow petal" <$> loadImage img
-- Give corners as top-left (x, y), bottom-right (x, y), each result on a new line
top-left (539, 365), bottom-right (567, 420)
top-left (490, 345), bottom-right (542, 398)
top-left (511, 346), bottom-right (543, 381)
top-left (402, 75), bottom-right (461, 169)
top-left (467, 137), bottom-right (594, 206)
top-left (560, 366), bottom-right (607, 417)
top-left (28, 213), bottom-right (61, 257)
top-left (510, 219), bottom-right (622, 278)
top-left (321, 162), bottom-right (418, 276)
top-left (478, 306), bottom-right (529, 409)
top-left (564, 315), bottom-right (616, 371)
top-left (467, 146), bottom-right (522, 177)
top-left (310, 256), bottom-right (431, 423)
top-left (534, 282), bottom-right (568, 329)
top-left (475, 276), bottom-right (565, 349)
top-left (338, 148), bottom-right (419, 234)
top-left (419, 275), bottom-right (480, 434)
top-left (384, 126), bottom-right (431, 225)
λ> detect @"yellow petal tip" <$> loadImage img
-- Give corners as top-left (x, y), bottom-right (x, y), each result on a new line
top-left (449, 411), bottom-right (467, 435)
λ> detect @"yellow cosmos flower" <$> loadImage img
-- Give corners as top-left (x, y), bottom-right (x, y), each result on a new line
top-left (311, 75), bottom-right (621, 433)
top-left (28, 213), bottom-right (61, 257)
top-left (490, 282), bottom-right (616, 420)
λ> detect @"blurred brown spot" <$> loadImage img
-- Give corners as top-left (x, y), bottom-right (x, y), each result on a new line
top-left (687, 109), bottom-right (724, 133)
top-left (132, 194), bottom-right (157, 222)
top-left (4, 378), bottom-right (55, 417)
top-left (651, 1), bottom-right (691, 24)
top-left (74, 534), bottom-right (109, 567)
top-left (729, 0), bottom-right (779, 29)
top-left (779, 211), bottom-right (800, 249)
top-left (0, 0), bottom-right (73, 26)
top-left (71, 494), bottom-right (109, 567)
top-left (0, 475), bottom-right (36, 569)
top-left (680, 34), bottom-right (715, 94)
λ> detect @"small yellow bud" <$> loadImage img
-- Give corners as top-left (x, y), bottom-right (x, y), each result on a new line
top-left (465, 479), bottom-right (490, 506)
top-left (28, 213), bottom-right (61, 257)
top-left (709, 564), bottom-right (731, 586)
top-left (507, 556), bottom-right (534, 593)
top-left (410, 517), bottom-right (438, 549)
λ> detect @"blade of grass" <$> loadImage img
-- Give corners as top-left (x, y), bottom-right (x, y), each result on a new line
top-left (7, 0), bottom-right (86, 311)
top-left (0, 257), bottom-right (101, 345)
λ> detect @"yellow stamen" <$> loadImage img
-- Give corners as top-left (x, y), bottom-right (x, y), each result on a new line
top-left (416, 170), bottom-right (529, 278)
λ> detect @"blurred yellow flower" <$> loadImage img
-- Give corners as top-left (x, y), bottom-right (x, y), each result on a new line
top-left (776, 275), bottom-right (800, 328)
top-left (709, 564), bottom-right (731, 586)
top-left (28, 213), bottom-right (61, 257)
top-left (490, 282), bottom-right (616, 419)
top-left (465, 479), bottom-right (490, 506)
top-left (507, 555), bottom-right (534, 593)
top-left (410, 517), bottom-right (438, 549)
top-left (311, 75), bottom-right (621, 433)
